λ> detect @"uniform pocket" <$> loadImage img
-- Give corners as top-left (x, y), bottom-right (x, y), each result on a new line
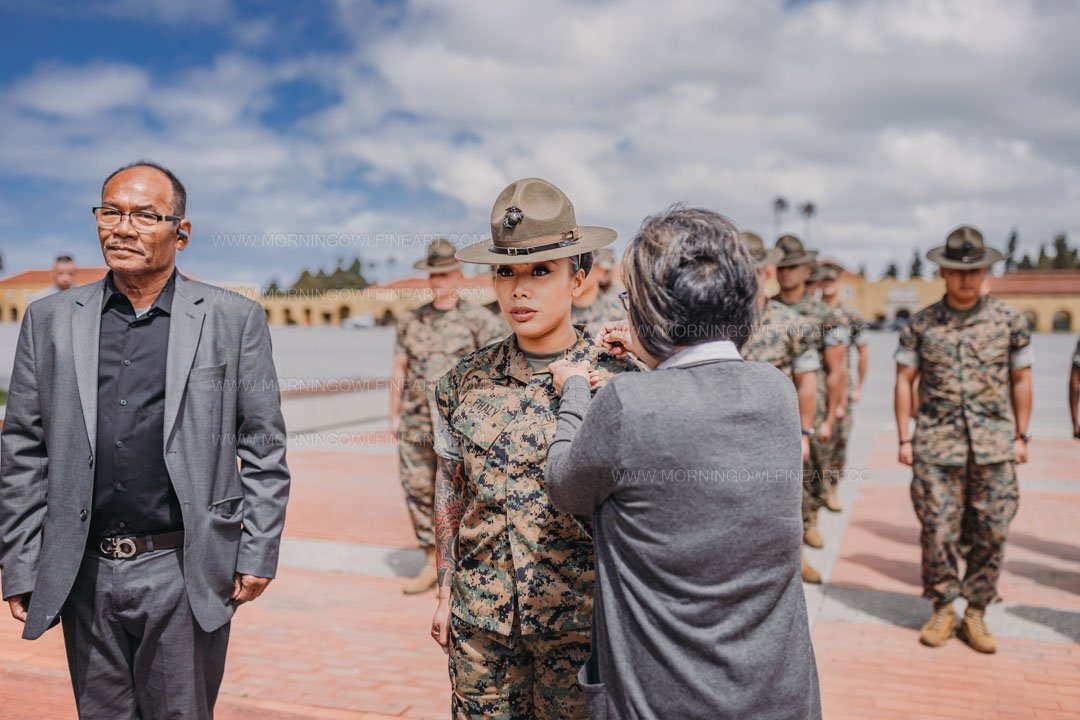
top-left (920, 335), bottom-right (955, 366)
top-left (974, 331), bottom-right (1009, 364)
top-left (452, 386), bottom-right (520, 452)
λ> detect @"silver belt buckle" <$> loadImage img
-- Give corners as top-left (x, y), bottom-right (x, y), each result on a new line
top-left (99, 537), bottom-right (138, 559)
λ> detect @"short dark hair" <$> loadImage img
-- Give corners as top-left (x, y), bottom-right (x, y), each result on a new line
top-left (569, 252), bottom-right (594, 277)
top-left (622, 206), bottom-right (758, 359)
top-left (101, 159), bottom-right (187, 217)
top-left (54, 254), bottom-right (75, 264)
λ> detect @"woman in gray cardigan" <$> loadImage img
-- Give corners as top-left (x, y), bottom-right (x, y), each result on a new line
top-left (545, 207), bottom-right (821, 720)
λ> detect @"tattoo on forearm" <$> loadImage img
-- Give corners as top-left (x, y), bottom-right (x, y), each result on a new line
top-left (434, 458), bottom-right (467, 589)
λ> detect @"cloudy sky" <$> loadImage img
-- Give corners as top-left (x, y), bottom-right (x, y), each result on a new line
top-left (1, 0), bottom-right (1077, 286)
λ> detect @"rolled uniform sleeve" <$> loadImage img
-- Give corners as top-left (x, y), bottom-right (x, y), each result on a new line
top-left (895, 322), bottom-right (920, 369)
top-left (822, 307), bottom-right (847, 348)
top-left (793, 349), bottom-right (820, 375)
top-left (824, 326), bottom-right (846, 347)
top-left (849, 312), bottom-right (870, 348)
top-left (790, 319), bottom-right (821, 374)
top-left (432, 371), bottom-right (464, 462)
top-left (1008, 312), bottom-right (1034, 370)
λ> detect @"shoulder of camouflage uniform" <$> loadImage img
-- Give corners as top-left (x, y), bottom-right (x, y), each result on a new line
top-left (588, 342), bottom-right (645, 374)
top-left (799, 294), bottom-right (831, 320)
top-left (399, 302), bottom-right (430, 326)
top-left (435, 335), bottom-right (503, 418)
top-left (393, 306), bottom-right (417, 339)
top-left (767, 298), bottom-right (802, 327)
top-left (983, 295), bottom-right (1022, 324)
top-left (600, 290), bottom-right (625, 312)
top-left (760, 300), bottom-right (802, 342)
top-left (448, 335), bottom-right (506, 388)
top-left (455, 300), bottom-right (496, 327)
top-left (821, 301), bottom-right (846, 327)
top-left (907, 297), bottom-right (948, 332)
top-left (456, 299), bottom-right (491, 319)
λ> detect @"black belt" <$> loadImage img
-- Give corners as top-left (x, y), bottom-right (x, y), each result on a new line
top-left (91, 531), bottom-right (185, 559)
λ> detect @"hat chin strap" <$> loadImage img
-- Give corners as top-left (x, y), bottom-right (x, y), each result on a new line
top-left (488, 227), bottom-right (582, 256)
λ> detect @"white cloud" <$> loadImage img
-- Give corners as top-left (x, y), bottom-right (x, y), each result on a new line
top-left (323, 0), bottom-right (1080, 273)
top-left (10, 63), bottom-right (150, 119)
top-left (2, 0), bottom-right (1079, 282)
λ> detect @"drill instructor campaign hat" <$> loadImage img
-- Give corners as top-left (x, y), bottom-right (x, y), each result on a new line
top-left (774, 234), bottom-right (819, 268)
top-left (809, 262), bottom-right (839, 283)
top-left (926, 226), bottom-right (1004, 270)
top-left (413, 237), bottom-right (462, 273)
top-left (739, 231), bottom-right (784, 268)
top-left (456, 177), bottom-right (616, 265)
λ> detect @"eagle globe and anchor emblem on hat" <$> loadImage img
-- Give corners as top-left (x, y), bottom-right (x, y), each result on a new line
top-left (455, 177), bottom-right (617, 265)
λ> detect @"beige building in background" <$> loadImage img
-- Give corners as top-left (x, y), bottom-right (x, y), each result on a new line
top-left (0, 266), bottom-right (1074, 333)
top-left (0, 268), bottom-right (496, 328)
top-left (816, 264), bottom-right (1077, 333)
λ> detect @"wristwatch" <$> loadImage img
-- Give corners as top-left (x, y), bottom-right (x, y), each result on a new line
top-left (801, 428), bottom-right (814, 438)
top-left (1015, 432), bottom-right (1032, 443)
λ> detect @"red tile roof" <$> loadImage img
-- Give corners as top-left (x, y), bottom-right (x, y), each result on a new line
top-left (988, 270), bottom-right (1080, 295)
top-left (377, 275), bottom-right (494, 290)
top-left (0, 267), bottom-right (108, 288)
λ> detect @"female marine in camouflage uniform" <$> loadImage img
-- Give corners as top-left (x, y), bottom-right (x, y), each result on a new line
top-left (429, 178), bottom-right (639, 719)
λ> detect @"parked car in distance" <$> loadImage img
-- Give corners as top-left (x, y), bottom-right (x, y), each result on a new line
top-left (342, 313), bottom-right (377, 329)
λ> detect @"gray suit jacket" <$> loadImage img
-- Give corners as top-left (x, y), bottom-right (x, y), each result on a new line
top-left (0, 272), bottom-right (290, 640)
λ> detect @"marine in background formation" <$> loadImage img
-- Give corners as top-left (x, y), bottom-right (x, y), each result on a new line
top-left (771, 235), bottom-right (848, 558)
top-left (894, 226), bottom-right (1033, 655)
top-left (390, 238), bottom-right (503, 595)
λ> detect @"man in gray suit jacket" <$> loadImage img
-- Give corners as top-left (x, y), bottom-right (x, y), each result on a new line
top-left (0, 161), bottom-right (290, 719)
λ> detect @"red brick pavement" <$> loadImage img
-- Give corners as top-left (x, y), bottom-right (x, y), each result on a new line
top-left (0, 431), bottom-right (1076, 718)
top-left (833, 483), bottom-right (1080, 609)
top-left (284, 450), bottom-right (417, 547)
top-left (0, 569), bottom-right (449, 720)
top-left (815, 621), bottom-right (1080, 719)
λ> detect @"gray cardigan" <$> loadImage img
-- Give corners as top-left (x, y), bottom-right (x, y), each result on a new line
top-left (546, 358), bottom-right (821, 720)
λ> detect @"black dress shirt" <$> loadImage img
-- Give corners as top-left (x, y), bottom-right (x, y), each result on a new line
top-left (90, 269), bottom-right (184, 539)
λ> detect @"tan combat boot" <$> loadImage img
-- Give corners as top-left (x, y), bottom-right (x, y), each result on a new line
top-left (919, 602), bottom-right (956, 648)
top-left (824, 484), bottom-right (843, 513)
top-left (803, 511), bottom-right (824, 549)
top-left (958, 605), bottom-right (997, 654)
top-left (403, 547), bottom-right (438, 595)
top-left (801, 552), bottom-right (822, 584)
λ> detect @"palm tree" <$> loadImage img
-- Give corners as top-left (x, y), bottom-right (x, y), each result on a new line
top-left (800, 202), bottom-right (816, 244)
top-left (773, 197), bottom-right (789, 238)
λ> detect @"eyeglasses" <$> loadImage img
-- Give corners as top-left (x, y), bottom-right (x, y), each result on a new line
top-left (618, 290), bottom-right (629, 311)
top-left (93, 207), bottom-right (181, 232)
